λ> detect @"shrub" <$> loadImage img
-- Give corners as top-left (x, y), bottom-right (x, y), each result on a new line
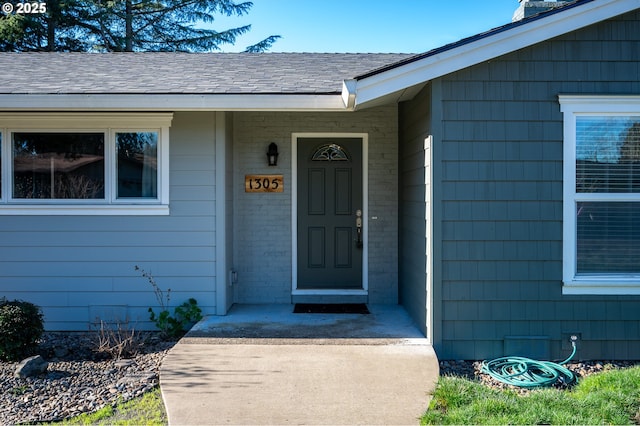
top-left (0, 298), bottom-right (44, 361)
top-left (93, 318), bottom-right (142, 360)
top-left (148, 297), bottom-right (202, 339)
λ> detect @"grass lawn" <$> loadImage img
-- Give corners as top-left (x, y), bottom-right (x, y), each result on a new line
top-left (422, 365), bottom-right (640, 425)
top-left (51, 387), bottom-right (167, 425)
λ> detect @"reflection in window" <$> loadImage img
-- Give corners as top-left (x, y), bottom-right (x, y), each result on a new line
top-left (311, 144), bottom-right (349, 161)
top-left (116, 132), bottom-right (158, 198)
top-left (576, 117), bottom-right (640, 193)
top-left (12, 132), bottom-right (105, 199)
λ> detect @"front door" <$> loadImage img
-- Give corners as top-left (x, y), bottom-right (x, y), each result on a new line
top-left (297, 138), bottom-right (363, 290)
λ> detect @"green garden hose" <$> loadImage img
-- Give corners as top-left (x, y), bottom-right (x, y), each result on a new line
top-left (480, 340), bottom-right (577, 388)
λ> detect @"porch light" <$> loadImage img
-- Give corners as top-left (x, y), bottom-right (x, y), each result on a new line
top-left (267, 142), bottom-right (279, 166)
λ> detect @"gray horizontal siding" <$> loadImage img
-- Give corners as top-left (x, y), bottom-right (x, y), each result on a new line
top-left (0, 247), bottom-right (214, 262)
top-left (0, 216), bottom-right (215, 232)
top-left (0, 111), bottom-right (218, 330)
top-left (0, 262), bottom-right (214, 278)
top-left (0, 231), bottom-right (214, 246)
top-left (435, 10), bottom-right (640, 360)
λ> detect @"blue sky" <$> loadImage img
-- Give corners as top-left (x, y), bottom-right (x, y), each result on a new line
top-left (214, 0), bottom-right (521, 53)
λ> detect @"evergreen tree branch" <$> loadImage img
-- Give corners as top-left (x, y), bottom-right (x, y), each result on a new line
top-left (244, 35), bottom-right (281, 53)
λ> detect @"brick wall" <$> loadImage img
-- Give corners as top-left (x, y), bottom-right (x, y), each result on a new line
top-left (232, 107), bottom-right (399, 304)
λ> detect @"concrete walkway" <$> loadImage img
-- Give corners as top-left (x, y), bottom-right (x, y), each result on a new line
top-left (160, 305), bottom-right (439, 425)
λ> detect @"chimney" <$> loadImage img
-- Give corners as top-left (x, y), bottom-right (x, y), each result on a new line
top-left (512, 0), bottom-right (570, 21)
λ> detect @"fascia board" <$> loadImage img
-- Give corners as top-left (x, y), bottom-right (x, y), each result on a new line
top-left (354, 0), bottom-right (638, 108)
top-left (0, 93), bottom-right (348, 112)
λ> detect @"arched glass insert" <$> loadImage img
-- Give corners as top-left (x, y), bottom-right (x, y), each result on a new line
top-left (311, 143), bottom-right (350, 161)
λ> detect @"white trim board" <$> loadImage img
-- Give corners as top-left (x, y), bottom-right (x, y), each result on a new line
top-left (559, 95), bottom-right (640, 295)
top-left (0, 94), bottom-right (349, 112)
top-left (215, 111), bottom-right (229, 315)
top-left (291, 133), bottom-right (369, 296)
top-left (0, 112), bottom-right (172, 215)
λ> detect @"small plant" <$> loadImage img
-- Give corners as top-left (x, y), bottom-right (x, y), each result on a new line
top-left (92, 318), bottom-right (141, 360)
top-left (0, 298), bottom-right (44, 361)
top-left (148, 298), bottom-right (202, 339)
top-left (10, 385), bottom-right (29, 396)
top-left (136, 266), bottom-right (203, 339)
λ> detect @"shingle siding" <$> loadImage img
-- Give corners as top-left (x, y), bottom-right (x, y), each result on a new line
top-left (434, 10), bottom-right (640, 360)
top-left (0, 111), bottom-right (218, 330)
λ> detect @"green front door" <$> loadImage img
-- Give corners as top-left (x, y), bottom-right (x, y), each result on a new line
top-left (297, 138), bottom-right (363, 290)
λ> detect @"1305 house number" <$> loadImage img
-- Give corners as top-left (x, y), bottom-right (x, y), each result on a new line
top-left (245, 175), bottom-right (284, 193)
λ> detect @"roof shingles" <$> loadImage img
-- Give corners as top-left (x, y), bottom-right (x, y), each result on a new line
top-left (0, 52), bottom-right (413, 95)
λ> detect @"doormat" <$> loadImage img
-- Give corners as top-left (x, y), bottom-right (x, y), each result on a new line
top-left (293, 303), bottom-right (370, 314)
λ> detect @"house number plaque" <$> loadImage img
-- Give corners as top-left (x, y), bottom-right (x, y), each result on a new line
top-left (245, 175), bottom-right (284, 193)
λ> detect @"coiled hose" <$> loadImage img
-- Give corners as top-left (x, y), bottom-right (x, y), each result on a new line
top-left (480, 341), bottom-right (577, 388)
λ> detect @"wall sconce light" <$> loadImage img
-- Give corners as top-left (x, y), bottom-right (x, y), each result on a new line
top-left (267, 142), bottom-right (279, 166)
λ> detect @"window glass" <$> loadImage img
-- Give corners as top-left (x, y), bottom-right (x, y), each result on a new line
top-left (116, 132), bottom-right (158, 198)
top-left (577, 201), bottom-right (640, 274)
top-left (12, 132), bottom-right (105, 199)
top-left (311, 143), bottom-right (350, 161)
top-left (576, 117), bottom-right (640, 193)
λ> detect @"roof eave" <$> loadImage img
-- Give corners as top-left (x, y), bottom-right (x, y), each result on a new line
top-left (352, 0), bottom-right (638, 110)
top-left (0, 93), bottom-right (350, 112)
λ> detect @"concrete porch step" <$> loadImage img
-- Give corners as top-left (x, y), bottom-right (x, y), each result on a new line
top-left (159, 304), bottom-right (439, 425)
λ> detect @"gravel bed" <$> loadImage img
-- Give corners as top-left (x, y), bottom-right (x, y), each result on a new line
top-left (439, 359), bottom-right (640, 394)
top-left (0, 332), bottom-right (176, 425)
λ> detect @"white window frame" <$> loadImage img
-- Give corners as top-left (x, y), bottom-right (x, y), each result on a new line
top-left (560, 95), bottom-right (640, 295)
top-left (0, 113), bottom-right (172, 215)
